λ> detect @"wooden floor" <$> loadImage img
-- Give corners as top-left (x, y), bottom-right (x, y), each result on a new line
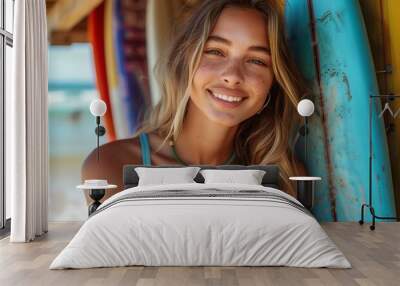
top-left (0, 222), bottom-right (399, 286)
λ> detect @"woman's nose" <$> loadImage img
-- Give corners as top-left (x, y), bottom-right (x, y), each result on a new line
top-left (221, 60), bottom-right (244, 86)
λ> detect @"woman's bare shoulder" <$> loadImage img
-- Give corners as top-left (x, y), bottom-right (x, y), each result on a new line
top-left (81, 130), bottom-right (177, 183)
top-left (84, 136), bottom-right (142, 164)
top-left (80, 136), bottom-right (142, 185)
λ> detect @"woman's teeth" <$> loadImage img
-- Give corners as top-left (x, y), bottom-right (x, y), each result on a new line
top-left (209, 90), bottom-right (243, 102)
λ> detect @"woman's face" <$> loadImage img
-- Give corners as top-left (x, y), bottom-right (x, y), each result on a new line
top-left (190, 7), bottom-right (274, 127)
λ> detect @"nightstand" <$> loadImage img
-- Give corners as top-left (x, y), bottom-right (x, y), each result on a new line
top-left (289, 176), bottom-right (321, 210)
top-left (77, 180), bottom-right (117, 216)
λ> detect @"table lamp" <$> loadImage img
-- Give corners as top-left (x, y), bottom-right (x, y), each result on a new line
top-left (90, 99), bottom-right (107, 162)
top-left (78, 99), bottom-right (116, 216)
top-left (293, 99), bottom-right (319, 210)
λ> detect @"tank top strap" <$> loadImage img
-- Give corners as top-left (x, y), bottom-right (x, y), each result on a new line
top-left (139, 133), bottom-right (152, 165)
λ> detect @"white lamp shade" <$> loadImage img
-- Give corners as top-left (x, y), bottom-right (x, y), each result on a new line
top-left (90, 99), bottom-right (107, 117)
top-left (297, 99), bottom-right (315, 117)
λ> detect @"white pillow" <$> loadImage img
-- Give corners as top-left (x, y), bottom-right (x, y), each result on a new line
top-left (135, 167), bottom-right (201, 186)
top-left (200, 169), bottom-right (266, 185)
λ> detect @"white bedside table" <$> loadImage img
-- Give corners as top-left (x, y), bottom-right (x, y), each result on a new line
top-left (289, 176), bottom-right (321, 209)
top-left (77, 180), bottom-right (117, 216)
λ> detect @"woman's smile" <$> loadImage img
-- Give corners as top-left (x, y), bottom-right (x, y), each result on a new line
top-left (206, 88), bottom-right (248, 108)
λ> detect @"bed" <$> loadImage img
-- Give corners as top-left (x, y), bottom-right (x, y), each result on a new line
top-left (49, 164), bottom-right (351, 269)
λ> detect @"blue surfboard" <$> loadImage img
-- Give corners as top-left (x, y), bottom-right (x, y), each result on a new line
top-left (114, 0), bottom-right (151, 136)
top-left (285, 0), bottom-right (396, 221)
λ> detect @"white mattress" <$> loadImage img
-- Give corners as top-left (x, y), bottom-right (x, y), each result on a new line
top-left (49, 183), bottom-right (351, 269)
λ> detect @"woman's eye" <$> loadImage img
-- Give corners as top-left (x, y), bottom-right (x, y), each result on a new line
top-left (205, 49), bottom-right (224, 56)
top-left (249, 59), bottom-right (267, 66)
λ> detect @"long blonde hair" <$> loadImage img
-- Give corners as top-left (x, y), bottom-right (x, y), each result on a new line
top-left (134, 0), bottom-right (306, 196)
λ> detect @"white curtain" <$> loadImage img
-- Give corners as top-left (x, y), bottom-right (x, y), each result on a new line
top-left (7, 0), bottom-right (49, 242)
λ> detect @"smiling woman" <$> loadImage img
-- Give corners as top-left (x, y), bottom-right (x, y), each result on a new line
top-left (82, 0), bottom-right (307, 202)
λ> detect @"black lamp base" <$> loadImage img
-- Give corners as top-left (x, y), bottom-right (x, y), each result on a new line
top-left (88, 189), bottom-right (105, 216)
top-left (296, 181), bottom-right (314, 210)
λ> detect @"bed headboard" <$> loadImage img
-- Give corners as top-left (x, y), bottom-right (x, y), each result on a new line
top-left (123, 164), bottom-right (281, 189)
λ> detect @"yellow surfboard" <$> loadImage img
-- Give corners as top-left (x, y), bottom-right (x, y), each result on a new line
top-left (360, 0), bottom-right (400, 215)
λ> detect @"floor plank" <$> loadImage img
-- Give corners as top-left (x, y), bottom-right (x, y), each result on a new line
top-left (0, 222), bottom-right (399, 286)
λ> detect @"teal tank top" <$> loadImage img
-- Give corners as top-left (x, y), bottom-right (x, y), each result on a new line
top-left (139, 133), bottom-right (151, 165)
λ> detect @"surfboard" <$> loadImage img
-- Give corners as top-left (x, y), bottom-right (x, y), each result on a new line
top-left (384, 0), bottom-right (400, 221)
top-left (146, 0), bottom-right (182, 106)
top-left (104, 0), bottom-right (129, 139)
top-left (285, 0), bottom-right (396, 221)
top-left (87, 1), bottom-right (116, 142)
top-left (360, 0), bottom-right (400, 221)
top-left (114, 0), bottom-right (151, 136)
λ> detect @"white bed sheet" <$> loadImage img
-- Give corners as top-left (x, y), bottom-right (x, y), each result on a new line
top-left (49, 183), bottom-right (351, 269)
